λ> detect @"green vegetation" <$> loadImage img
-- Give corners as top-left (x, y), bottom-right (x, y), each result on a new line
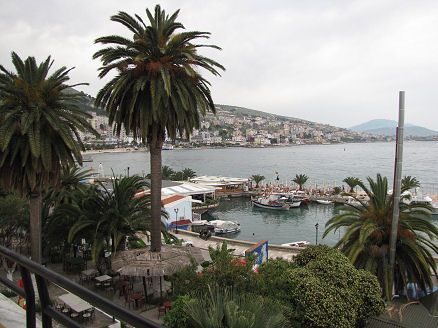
top-left (0, 193), bottom-right (29, 250)
top-left (93, 5), bottom-right (223, 252)
top-left (164, 242), bottom-right (384, 327)
top-left (293, 174), bottom-right (309, 190)
top-left (250, 174), bottom-right (265, 188)
top-left (343, 176), bottom-right (362, 193)
top-left (324, 174), bottom-right (438, 298)
top-left (0, 52), bottom-right (97, 262)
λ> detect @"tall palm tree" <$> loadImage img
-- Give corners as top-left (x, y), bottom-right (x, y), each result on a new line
top-left (293, 174), bottom-right (308, 191)
top-left (343, 176), bottom-right (362, 193)
top-left (323, 174), bottom-right (438, 297)
top-left (250, 174), bottom-right (265, 188)
top-left (0, 52), bottom-right (97, 262)
top-left (93, 5), bottom-right (224, 252)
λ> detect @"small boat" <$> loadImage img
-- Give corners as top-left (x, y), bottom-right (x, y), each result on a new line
top-left (252, 199), bottom-right (290, 210)
top-left (277, 197), bottom-right (301, 208)
top-left (316, 199), bottom-right (334, 205)
top-left (281, 241), bottom-right (310, 248)
top-left (209, 220), bottom-right (241, 235)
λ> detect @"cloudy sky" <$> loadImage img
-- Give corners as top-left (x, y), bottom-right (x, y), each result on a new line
top-left (2, 0), bottom-right (438, 130)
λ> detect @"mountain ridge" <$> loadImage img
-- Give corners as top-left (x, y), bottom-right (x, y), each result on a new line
top-left (350, 119), bottom-right (437, 137)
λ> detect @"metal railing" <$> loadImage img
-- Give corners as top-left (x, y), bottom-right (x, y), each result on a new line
top-left (0, 245), bottom-right (162, 328)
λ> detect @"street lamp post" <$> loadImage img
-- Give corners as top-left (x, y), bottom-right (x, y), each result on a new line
top-left (315, 223), bottom-right (319, 245)
top-left (174, 208), bottom-right (179, 234)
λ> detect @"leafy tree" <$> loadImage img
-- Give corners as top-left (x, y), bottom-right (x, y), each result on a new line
top-left (0, 194), bottom-right (29, 250)
top-left (323, 174), bottom-right (438, 297)
top-left (288, 245), bottom-right (384, 328)
top-left (293, 174), bottom-right (308, 191)
top-left (343, 177), bottom-right (362, 193)
top-left (0, 52), bottom-right (97, 262)
top-left (93, 5), bottom-right (224, 252)
top-left (250, 174), bottom-right (265, 188)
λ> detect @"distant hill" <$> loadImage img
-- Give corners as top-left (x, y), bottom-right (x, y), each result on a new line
top-left (350, 119), bottom-right (438, 137)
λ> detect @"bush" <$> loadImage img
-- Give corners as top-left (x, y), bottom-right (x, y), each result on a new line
top-left (286, 245), bottom-right (384, 328)
top-left (162, 295), bottom-right (191, 328)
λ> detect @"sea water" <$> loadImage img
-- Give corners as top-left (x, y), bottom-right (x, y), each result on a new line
top-left (82, 141), bottom-right (438, 245)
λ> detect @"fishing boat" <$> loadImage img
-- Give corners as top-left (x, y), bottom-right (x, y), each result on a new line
top-left (281, 241), bottom-right (310, 248)
top-left (251, 195), bottom-right (290, 210)
top-left (316, 199), bottom-right (334, 205)
top-left (277, 196), bottom-right (301, 208)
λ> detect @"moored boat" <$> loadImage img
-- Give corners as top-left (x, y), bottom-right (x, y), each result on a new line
top-left (251, 196), bottom-right (290, 210)
top-left (316, 199), bottom-right (334, 205)
top-left (281, 241), bottom-right (310, 247)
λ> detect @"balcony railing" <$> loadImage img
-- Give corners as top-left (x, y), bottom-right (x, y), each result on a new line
top-left (0, 245), bottom-right (162, 328)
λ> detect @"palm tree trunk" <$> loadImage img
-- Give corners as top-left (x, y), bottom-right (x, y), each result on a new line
top-left (149, 131), bottom-right (164, 252)
top-left (29, 192), bottom-right (42, 263)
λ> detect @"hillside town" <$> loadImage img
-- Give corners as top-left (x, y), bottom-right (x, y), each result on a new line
top-left (79, 102), bottom-right (391, 149)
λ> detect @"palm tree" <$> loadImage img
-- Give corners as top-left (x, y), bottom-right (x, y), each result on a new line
top-left (343, 176), bottom-right (362, 193)
top-left (323, 174), bottom-right (438, 297)
top-left (65, 175), bottom-right (151, 268)
top-left (162, 165), bottom-right (176, 180)
top-left (93, 5), bottom-right (224, 252)
top-left (0, 52), bottom-right (97, 263)
top-left (181, 168), bottom-right (196, 180)
top-left (44, 165), bottom-right (93, 206)
top-left (250, 174), bottom-right (265, 188)
top-left (293, 174), bottom-right (308, 191)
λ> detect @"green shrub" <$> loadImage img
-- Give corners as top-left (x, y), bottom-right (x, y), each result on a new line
top-left (162, 295), bottom-right (191, 328)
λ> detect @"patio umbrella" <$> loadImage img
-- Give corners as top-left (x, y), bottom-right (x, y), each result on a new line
top-left (111, 245), bottom-right (204, 298)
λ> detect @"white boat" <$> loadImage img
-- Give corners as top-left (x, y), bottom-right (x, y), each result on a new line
top-left (316, 199), bottom-right (334, 205)
top-left (281, 241), bottom-right (310, 248)
top-left (277, 196), bottom-right (301, 208)
top-left (252, 198), bottom-right (290, 210)
top-left (209, 220), bottom-right (241, 235)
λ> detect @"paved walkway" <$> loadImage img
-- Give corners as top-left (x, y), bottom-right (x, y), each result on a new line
top-left (176, 230), bottom-right (303, 261)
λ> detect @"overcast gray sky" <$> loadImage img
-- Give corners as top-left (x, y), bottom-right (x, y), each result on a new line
top-left (2, 0), bottom-right (438, 130)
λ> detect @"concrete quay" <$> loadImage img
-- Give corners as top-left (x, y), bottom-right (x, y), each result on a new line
top-left (176, 230), bottom-right (303, 262)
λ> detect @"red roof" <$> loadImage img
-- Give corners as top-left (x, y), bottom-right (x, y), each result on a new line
top-left (161, 195), bottom-right (186, 205)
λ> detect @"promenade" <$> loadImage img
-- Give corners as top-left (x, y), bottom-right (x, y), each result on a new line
top-left (176, 230), bottom-right (303, 261)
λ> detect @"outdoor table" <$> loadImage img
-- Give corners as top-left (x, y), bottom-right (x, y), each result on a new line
top-left (95, 274), bottom-right (112, 282)
top-left (58, 293), bottom-right (92, 313)
top-left (130, 293), bottom-right (143, 308)
top-left (80, 269), bottom-right (98, 282)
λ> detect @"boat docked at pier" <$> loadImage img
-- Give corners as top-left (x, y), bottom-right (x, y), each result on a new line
top-left (316, 199), bottom-right (334, 205)
top-left (251, 194), bottom-right (290, 210)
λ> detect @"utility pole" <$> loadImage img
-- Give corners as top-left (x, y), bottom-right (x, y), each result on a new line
top-left (389, 91), bottom-right (405, 280)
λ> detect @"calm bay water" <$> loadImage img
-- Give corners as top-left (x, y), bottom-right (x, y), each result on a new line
top-left (83, 141), bottom-right (438, 246)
